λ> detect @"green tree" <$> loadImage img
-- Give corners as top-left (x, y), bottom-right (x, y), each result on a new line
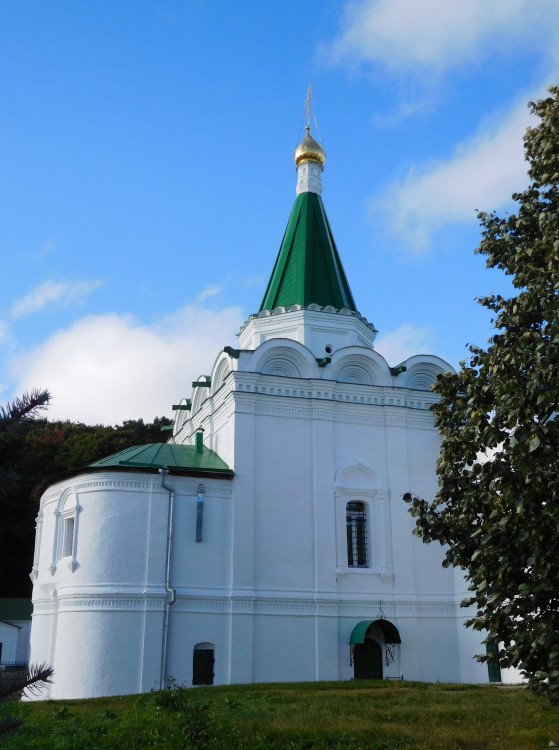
top-left (0, 413), bottom-right (172, 597)
top-left (0, 390), bottom-right (51, 594)
top-left (405, 87), bottom-right (559, 700)
top-left (0, 389), bottom-right (51, 434)
top-left (0, 389), bottom-right (50, 497)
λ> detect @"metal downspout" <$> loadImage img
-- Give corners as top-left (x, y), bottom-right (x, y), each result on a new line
top-left (159, 469), bottom-right (176, 689)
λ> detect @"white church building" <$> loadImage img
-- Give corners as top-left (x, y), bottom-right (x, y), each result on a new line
top-left (28, 120), bottom-right (498, 699)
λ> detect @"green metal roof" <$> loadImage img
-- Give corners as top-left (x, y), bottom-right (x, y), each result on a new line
top-left (350, 619), bottom-right (401, 645)
top-left (89, 443), bottom-right (233, 475)
top-left (260, 191), bottom-right (357, 312)
top-left (0, 598), bottom-right (33, 621)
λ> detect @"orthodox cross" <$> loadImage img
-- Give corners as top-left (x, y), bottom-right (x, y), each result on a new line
top-left (304, 85), bottom-right (312, 129)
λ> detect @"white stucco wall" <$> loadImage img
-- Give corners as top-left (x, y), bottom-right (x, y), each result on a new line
top-left (29, 318), bottom-right (488, 699)
top-left (0, 621), bottom-right (18, 665)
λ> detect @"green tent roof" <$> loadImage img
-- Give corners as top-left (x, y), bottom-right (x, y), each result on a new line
top-left (260, 191), bottom-right (357, 312)
top-left (90, 443), bottom-right (233, 475)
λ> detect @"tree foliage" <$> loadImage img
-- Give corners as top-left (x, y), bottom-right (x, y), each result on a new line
top-left (406, 87), bottom-right (559, 700)
top-left (0, 663), bottom-right (54, 738)
top-left (0, 390), bottom-right (51, 501)
top-left (0, 414), bottom-right (172, 597)
top-left (0, 389), bottom-right (51, 434)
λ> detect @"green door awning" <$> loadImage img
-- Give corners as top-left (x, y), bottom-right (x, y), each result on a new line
top-left (350, 619), bottom-right (401, 645)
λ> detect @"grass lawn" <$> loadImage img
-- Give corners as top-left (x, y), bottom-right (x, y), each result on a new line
top-left (2, 680), bottom-right (559, 749)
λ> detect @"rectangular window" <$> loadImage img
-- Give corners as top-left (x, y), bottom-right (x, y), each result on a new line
top-left (346, 501), bottom-right (368, 567)
top-left (63, 517), bottom-right (75, 558)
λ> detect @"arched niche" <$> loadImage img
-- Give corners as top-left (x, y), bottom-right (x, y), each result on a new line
top-left (329, 348), bottom-right (391, 387)
top-left (247, 339), bottom-right (317, 379)
top-left (334, 462), bottom-right (380, 494)
top-left (211, 354), bottom-right (232, 394)
top-left (397, 355), bottom-right (454, 391)
top-left (191, 386), bottom-right (207, 416)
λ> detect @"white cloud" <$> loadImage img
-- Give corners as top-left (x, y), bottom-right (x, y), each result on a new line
top-left (371, 97), bottom-right (535, 251)
top-left (324, 0), bottom-right (559, 75)
top-left (196, 285), bottom-right (222, 304)
top-left (375, 323), bottom-right (435, 365)
top-left (11, 279), bottom-right (103, 319)
top-left (8, 305), bottom-right (244, 424)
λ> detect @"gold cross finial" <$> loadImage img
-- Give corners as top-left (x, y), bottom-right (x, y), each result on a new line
top-left (304, 84), bottom-right (312, 130)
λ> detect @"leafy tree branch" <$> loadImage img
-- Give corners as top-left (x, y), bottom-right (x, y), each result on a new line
top-left (406, 86), bottom-right (559, 700)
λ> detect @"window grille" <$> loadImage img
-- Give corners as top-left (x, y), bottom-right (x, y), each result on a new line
top-left (346, 501), bottom-right (368, 567)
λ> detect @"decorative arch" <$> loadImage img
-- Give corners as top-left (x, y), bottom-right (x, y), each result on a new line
top-left (261, 355), bottom-right (302, 378)
top-left (329, 348), bottom-right (391, 387)
top-left (405, 364), bottom-right (444, 391)
top-left (247, 339), bottom-right (317, 379)
top-left (336, 362), bottom-right (373, 385)
top-left (212, 355), bottom-right (232, 394)
top-left (334, 462), bottom-right (380, 493)
top-left (397, 355), bottom-right (454, 391)
top-left (191, 376), bottom-right (211, 416)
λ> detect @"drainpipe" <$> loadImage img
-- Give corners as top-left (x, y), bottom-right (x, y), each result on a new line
top-left (159, 468), bottom-right (176, 689)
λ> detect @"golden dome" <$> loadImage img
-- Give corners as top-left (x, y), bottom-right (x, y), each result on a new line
top-left (294, 126), bottom-right (326, 169)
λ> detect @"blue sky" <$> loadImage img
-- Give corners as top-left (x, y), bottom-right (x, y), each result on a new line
top-left (2, 0), bottom-right (558, 424)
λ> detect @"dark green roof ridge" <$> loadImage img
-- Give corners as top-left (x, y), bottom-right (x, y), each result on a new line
top-left (260, 192), bottom-right (357, 312)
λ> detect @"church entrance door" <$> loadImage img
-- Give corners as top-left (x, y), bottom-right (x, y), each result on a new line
top-left (353, 639), bottom-right (383, 680)
top-left (192, 647), bottom-right (214, 685)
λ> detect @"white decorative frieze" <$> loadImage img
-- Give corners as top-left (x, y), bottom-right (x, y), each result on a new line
top-left (74, 478), bottom-right (152, 493)
top-left (56, 595), bottom-right (166, 612)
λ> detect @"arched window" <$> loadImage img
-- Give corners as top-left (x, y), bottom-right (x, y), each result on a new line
top-left (49, 490), bottom-right (80, 574)
top-left (346, 501), bottom-right (368, 567)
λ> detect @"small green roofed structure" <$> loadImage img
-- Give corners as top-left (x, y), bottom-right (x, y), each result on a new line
top-left (0, 598), bottom-right (33, 621)
top-left (90, 443), bottom-right (233, 476)
top-left (260, 191), bottom-right (357, 312)
top-left (350, 619), bottom-right (401, 645)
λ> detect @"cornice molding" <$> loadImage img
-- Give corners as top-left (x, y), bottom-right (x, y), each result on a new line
top-left (233, 395), bottom-right (435, 428)
top-left (31, 589), bottom-right (471, 619)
